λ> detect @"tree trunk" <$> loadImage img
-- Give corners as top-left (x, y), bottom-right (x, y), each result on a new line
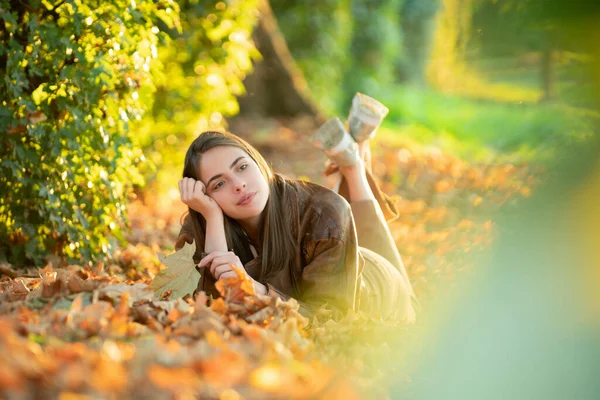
top-left (540, 48), bottom-right (554, 102)
top-left (235, 0), bottom-right (326, 123)
top-left (397, 0), bottom-right (440, 85)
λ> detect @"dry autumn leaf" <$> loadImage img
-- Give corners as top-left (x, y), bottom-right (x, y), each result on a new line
top-left (151, 241), bottom-right (200, 300)
top-left (215, 264), bottom-right (256, 303)
top-left (99, 283), bottom-right (154, 305)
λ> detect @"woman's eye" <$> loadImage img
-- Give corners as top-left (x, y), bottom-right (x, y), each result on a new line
top-left (213, 181), bottom-right (224, 190)
top-left (239, 163), bottom-right (248, 171)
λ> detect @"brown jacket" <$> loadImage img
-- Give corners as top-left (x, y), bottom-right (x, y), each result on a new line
top-left (175, 179), bottom-right (364, 317)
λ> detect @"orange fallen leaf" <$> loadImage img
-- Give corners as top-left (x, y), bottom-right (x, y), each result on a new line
top-left (0, 362), bottom-right (24, 390)
top-left (168, 308), bottom-right (183, 323)
top-left (434, 179), bottom-right (454, 193)
top-left (147, 364), bottom-right (200, 390)
top-left (89, 357), bottom-right (128, 393)
top-left (199, 350), bottom-right (248, 386)
top-left (215, 264), bottom-right (255, 303)
top-left (58, 393), bottom-right (95, 400)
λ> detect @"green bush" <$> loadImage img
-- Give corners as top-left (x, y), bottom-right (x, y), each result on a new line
top-left (0, 0), bottom-right (179, 265)
top-left (134, 0), bottom-right (261, 189)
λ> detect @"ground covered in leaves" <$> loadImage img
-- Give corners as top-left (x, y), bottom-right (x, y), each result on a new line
top-left (0, 118), bottom-right (542, 399)
top-left (1, 263), bottom-right (373, 399)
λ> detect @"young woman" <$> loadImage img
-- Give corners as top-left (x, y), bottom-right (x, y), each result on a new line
top-left (175, 130), bottom-right (416, 322)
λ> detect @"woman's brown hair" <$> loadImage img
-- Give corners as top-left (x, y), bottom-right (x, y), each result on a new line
top-left (181, 131), bottom-right (300, 286)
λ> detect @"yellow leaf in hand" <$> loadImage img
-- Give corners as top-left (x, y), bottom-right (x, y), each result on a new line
top-left (151, 241), bottom-right (200, 299)
top-left (215, 263), bottom-right (256, 303)
top-left (231, 264), bottom-right (256, 296)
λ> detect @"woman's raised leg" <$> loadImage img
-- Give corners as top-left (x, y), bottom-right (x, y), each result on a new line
top-left (337, 140), bottom-right (416, 300)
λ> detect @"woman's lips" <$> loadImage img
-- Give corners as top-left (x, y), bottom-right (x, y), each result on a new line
top-left (237, 192), bottom-right (256, 206)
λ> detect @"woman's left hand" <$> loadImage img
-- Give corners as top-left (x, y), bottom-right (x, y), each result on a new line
top-left (198, 251), bottom-right (245, 280)
top-left (198, 251), bottom-right (267, 294)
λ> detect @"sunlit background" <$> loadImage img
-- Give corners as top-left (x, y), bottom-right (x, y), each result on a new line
top-left (1, 0), bottom-right (599, 398)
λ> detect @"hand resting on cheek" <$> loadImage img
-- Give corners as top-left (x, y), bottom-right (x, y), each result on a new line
top-left (178, 177), bottom-right (223, 219)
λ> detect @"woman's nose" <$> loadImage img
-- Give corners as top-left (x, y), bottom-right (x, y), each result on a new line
top-left (234, 179), bottom-right (246, 192)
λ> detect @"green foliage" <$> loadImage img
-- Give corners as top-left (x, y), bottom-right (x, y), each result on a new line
top-left (472, 0), bottom-right (594, 56)
top-left (134, 0), bottom-right (260, 188)
top-left (271, 0), bottom-right (353, 114)
top-left (472, 1), bottom-right (552, 56)
top-left (273, 0), bottom-right (411, 112)
top-left (397, 0), bottom-right (439, 83)
top-left (0, 0), bottom-right (179, 265)
top-left (379, 85), bottom-right (599, 162)
top-left (342, 0), bottom-right (404, 104)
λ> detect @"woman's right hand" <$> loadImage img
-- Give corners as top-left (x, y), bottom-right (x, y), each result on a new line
top-left (178, 177), bottom-right (223, 219)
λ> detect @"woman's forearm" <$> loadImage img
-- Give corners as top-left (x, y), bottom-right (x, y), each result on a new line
top-left (203, 214), bottom-right (267, 294)
top-left (204, 214), bottom-right (228, 253)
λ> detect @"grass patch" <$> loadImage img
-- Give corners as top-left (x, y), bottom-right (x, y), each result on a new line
top-left (378, 85), bottom-right (598, 163)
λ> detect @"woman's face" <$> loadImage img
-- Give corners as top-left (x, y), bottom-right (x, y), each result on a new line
top-left (198, 145), bottom-right (270, 223)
